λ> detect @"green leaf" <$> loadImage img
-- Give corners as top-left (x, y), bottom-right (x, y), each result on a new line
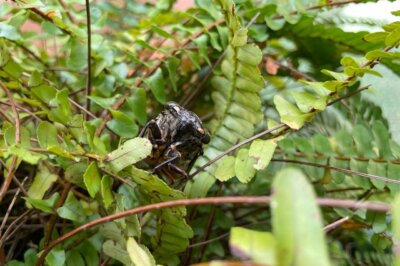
top-left (372, 121), bottom-right (392, 159)
top-left (65, 250), bottom-right (85, 266)
top-left (385, 27), bottom-right (400, 46)
top-left (28, 70), bottom-right (43, 87)
top-left (367, 160), bottom-right (387, 190)
top-left (101, 175), bottom-right (114, 208)
top-left (272, 168), bottom-right (331, 266)
top-left (291, 91), bottom-right (327, 113)
top-left (230, 227), bottom-right (276, 265)
top-left (145, 68), bottom-right (166, 104)
top-left (68, 38), bottom-right (87, 70)
top-left (392, 194), bottom-right (400, 265)
top-left (365, 50), bottom-right (400, 60)
top-left (45, 249), bottom-right (65, 266)
top-left (234, 148), bottom-right (256, 183)
top-left (47, 146), bottom-right (75, 159)
top-left (27, 165), bottom-right (58, 201)
top-left (151, 24), bottom-right (175, 39)
top-left (24, 193), bottom-right (59, 213)
top-left (232, 28), bottom-right (248, 47)
top-left (321, 69), bottom-right (347, 81)
top-left (31, 84), bottom-right (57, 103)
top-left (237, 44), bottom-right (262, 66)
top-left (215, 155), bottom-right (236, 181)
top-left (249, 139), bottom-right (279, 170)
top-left (126, 88), bottom-right (147, 126)
top-left (7, 145), bottom-right (45, 164)
top-left (103, 240), bottom-right (132, 265)
top-left (84, 162), bottom-right (101, 198)
top-left (48, 89), bottom-right (72, 124)
top-left (127, 237), bottom-right (155, 266)
top-left (274, 95), bottom-right (312, 130)
top-left (363, 32), bottom-right (388, 43)
top-left (0, 22), bottom-right (21, 40)
top-left (104, 137), bottom-right (152, 172)
top-left (4, 126), bottom-right (30, 147)
top-left (57, 192), bottom-right (86, 222)
top-left (166, 57), bottom-right (180, 93)
top-left (107, 109), bottom-right (139, 138)
top-left (37, 121), bottom-right (58, 148)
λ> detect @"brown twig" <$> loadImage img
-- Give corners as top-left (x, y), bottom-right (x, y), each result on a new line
top-left (271, 158), bottom-right (400, 185)
top-left (36, 195), bottom-right (390, 265)
top-left (84, 0), bottom-right (92, 121)
top-left (324, 216), bottom-right (350, 232)
top-left (95, 18), bottom-right (226, 136)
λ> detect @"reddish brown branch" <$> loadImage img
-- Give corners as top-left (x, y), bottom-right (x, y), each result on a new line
top-left (36, 195), bottom-right (390, 265)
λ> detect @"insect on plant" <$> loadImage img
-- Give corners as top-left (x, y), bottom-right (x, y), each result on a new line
top-left (139, 102), bottom-right (210, 183)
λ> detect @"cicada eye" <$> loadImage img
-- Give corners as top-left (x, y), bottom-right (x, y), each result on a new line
top-left (201, 130), bottom-right (210, 144)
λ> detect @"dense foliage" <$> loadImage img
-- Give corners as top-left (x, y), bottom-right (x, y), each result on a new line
top-left (1, 0), bottom-right (400, 265)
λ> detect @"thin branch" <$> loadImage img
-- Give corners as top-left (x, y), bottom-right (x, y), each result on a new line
top-left (36, 195), bottom-right (390, 265)
top-left (324, 216), bottom-right (350, 232)
top-left (84, 0), bottom-right (92, 121)
top-left (271, 158), bottom-right (400, 185)
top-left (95, 18), bottom-right (226, 136)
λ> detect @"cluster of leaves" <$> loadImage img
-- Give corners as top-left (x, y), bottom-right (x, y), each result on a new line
top-left (2, 0), bottom-right (400, 265)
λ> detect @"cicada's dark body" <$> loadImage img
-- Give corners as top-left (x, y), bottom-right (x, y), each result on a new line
top-left (139, 102), bottom-right (210, 181)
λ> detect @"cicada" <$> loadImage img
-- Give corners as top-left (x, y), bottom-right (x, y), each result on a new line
top-left (139, 102), bottom-right (210, 182)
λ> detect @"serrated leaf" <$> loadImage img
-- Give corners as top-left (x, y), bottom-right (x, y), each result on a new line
top-left (127, 237), bottom-right (155, 266)
top-left (272, 168), bottom-right (331, 266)
top-left (234, 149), bottom-right (256, 183)
top-left (104, 138), bottom-right (152, 172)
top-left (215, 155), bottom-right (236, 181)
top-left (249, 139), bottom-right (279, 170)
top-left (274, 95), bottom-right (312, 130)
top-left (145, 68), bottom-right (166, 104)
top-left (37, 121), bottom-right (58, 148)
top-left (230, 227), bottom-right (276, 265)
top-left (101, 175), bottom-right (114, 208)
top-left (84, 162), bottom-right (101, 198)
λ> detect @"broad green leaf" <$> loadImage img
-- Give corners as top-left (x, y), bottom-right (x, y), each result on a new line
top-left (127, 88), bottom-right (147, 126)
top-left (372, 121), bottom-right (392, 159)
top-left (232, 28), bottom-right (248, 47)
top-left (107, 110), bottom-right (138, 138)
top-left (215, 155), bottom-right (236, 181)
top-left (104, 138), bottom-right (152, 172)
top-left (321, 69), bottom-right (347, 81)
top-left (0, 22), bottom-right (21, 40)
top-left (45, 249), bottom-right (65, 266)
top-left (101, 175), bottom-right (114, 208)
top-left (249, 139), bottom-right (279, 170)
top-left (352, 125), bottom-right (374, 157)
top-left (234, 148), bottom-right (256, 183)
top-left (4, 126), bottom-right (30, 147)
top-left (24, 193), bottom-right (59, 213)
top-left (367, 160), bottom-right (387, 190)
top-left (84, 162), bottom-right (101, 198)
top-left (392, 194), bottom-right (400, 266)
top-left (127, 237), bottom-right (155, 266)
top-left (28, 70), bottom-right (43, 87)
top-left (145, 68), bottom-right (166, 104)
top-left (47, 146), bottom-right (75, 159)
top-left (166, 58), bottom-right (180, 92)
top-left (151, 24), bottom-right (175, 39)
top-left (350, 158), bottom-right (371, 189)
top-left (57, 192), bottom-right (86, 222)
top-left (385, 27), bottom-right (400, 46)
top-left (66, 250), bottom-right (85, 266)
top-left (103, 240), bottom-right (131, 266)
top-left (387, 163), bottom-right (400, 194)
top-left (68, 38), bottom-right (87, 70)
top-left (272, 168), bottom-right (331, 266)
top-left (363, 31), bottom-right (388, 43)
top-left (237, 44), bottom-right (262, 66)
top-left (230, 227), bottom-right (276, 265)
top-left (7, 145), bottom-right (45, 164)
top-left (312, 134), bottom-right (333, 155)
top-left (274, 95), bottom-right (312, 130)
top-left (37, 121), bottom-right (58, 148)
top-left (365, 50), bottom-right (400, 60)
top-left (27, 165), bottom-right (58, 200)
top-left (31, 84), bottom-right (57, 103)
top-left (291, 91), bottom-right (327, 113)
top-left (88, 95), bottom-right (117, 109)
top-left (48, 89), bottom-right (73, 124)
